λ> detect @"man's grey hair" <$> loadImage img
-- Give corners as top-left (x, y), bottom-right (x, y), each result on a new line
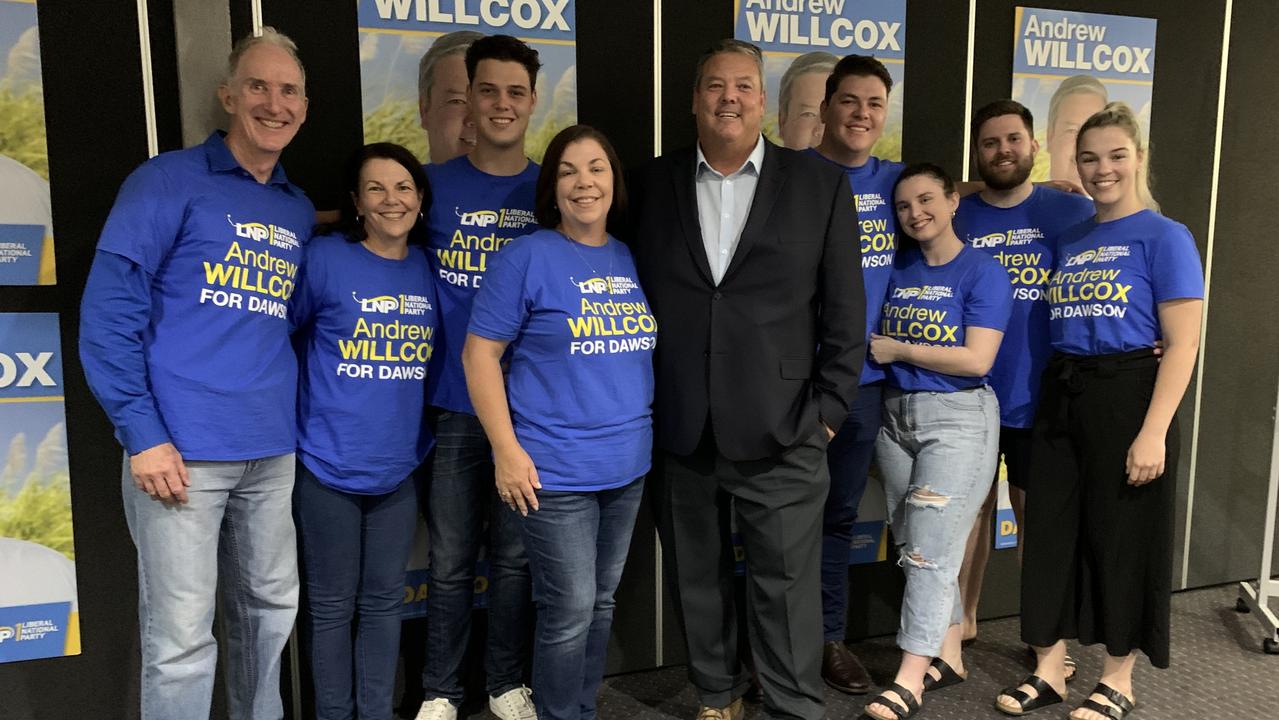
top-left (418, 30), bottom-right (485, 104)
top-left (224, 26), bottom-right (306, 89)
top-left (693, 39), bottom-right (765, 90)
top-left (778, 51), bottom-right (837, 118)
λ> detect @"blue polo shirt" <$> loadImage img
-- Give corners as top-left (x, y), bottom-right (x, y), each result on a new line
top-left (424, 155), bottom-right (539, 415)
top-left (955, 186), bottom-right (1093, 427)
top-left (807, 150), bottom-right (903, 385)
top-left (880, 246), bottom-right (1013, 393)
top-left (290, 234), bottom-right (437, 494)
top-left (468, 229), bottom-right (656, 492)
top-left (1049, 210), bottom-right (1203, 355)
top-left (80, 131), bottom-right (314, 459)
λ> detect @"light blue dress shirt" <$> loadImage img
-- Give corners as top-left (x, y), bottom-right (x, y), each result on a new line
top-left (695, 135), bottom-right (766, 284)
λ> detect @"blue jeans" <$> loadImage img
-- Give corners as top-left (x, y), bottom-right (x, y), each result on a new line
top-left (423, 410), bottom-right (531, 702)
top-left (821, 382), bottom-right (883, 641)
top-left (121, 453), bottom-right (298, 720)
top-left (875, 387), bottom-right (999, 657)
top-left (294, 463), bottom-right (418, 720)
top-left (519, 480), bottom-right (645, 720)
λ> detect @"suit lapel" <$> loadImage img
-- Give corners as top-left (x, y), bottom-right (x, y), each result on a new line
top-left (671, 149), bottom-right (715, 285)
top-left (722, 140), bottom-right (786, 284)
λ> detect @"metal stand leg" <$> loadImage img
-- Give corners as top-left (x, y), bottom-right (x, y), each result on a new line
top-left (1236, 374), bottom-right (1279, 655)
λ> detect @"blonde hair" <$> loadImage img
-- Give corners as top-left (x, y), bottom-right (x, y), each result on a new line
top-left (1076, 101), bottom-right (1159, 212)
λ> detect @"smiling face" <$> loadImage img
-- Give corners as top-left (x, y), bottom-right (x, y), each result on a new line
top-left (894, 173), bottom-right (959, 245)
top-left (1075, 125), bottom-right (1142, 211)
top-left (693, 51), bottom-right (765, 155)
top-left (469, 58), bottom-right (536, 152)
top-left (555, 138), bottom-right (613, 234)
top-left (819, 73), bottom-right (888, 165)
top-left (778, 71), bottom-right (827, 149)
top-left (353, 158), bottom-right (423, 245)
top-left (975, 113), bottom-right (1038, 191)
top-left (1047, 90), bottom-right (1106, 186)
top-left (218, 43), bottom-right (307, 164)
top-left (420, 53), bottom-right (476, 163)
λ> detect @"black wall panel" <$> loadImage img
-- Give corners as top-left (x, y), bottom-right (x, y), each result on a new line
top-left (1187, 0), bottom-right (1279, 587)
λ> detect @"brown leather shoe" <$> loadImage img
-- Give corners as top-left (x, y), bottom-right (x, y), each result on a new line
top-left (695, 698), bottom-right (744, 720)
top-left (822, 640), bottom-right (872, 694)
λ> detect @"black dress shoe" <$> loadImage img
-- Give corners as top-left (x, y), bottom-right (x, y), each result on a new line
top-left (822, 640), bottom-right (871, 694)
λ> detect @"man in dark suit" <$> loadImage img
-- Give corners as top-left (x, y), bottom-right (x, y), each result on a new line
top-left (628, 39), bottom-right (865, 720)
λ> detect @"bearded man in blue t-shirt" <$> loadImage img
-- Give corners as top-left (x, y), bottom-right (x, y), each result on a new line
top-left (952, 99), bottom-right (1094, 648)
top-left (79, 29), bottom-right (314, 720)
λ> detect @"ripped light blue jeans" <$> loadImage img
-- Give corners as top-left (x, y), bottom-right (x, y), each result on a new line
top-left (876, 386), bottom-right (999, 657)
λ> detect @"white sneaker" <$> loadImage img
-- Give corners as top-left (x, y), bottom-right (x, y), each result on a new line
top-left (414, 697), bottom-right (457, 720)
top-left (489, 686), bottom-right (538, 720)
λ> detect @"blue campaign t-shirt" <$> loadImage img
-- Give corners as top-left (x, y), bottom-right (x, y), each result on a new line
top-left (290, 234), bottom-right (438, 494)
top-left (424, 155), bottom-right (539, 414)
top-left (956, 187), bottom-right (1093, 427)
top-left (94, 131), bottom-right (313, 460)
top-left (1048, 209), bottom-right (1204, 356)
top-left (468, 229), bottom-right (656, 492)
top-left (807, 150), bottom-right (904, 385)
top-left (880, 245), bottom-right (1013, 393)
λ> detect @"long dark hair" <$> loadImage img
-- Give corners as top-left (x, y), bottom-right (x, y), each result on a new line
top-left (318, 142), bottom-right (431, 246)
top-left (891, 162), bottom-right (958, 256)
top-left (534, 125), bottom-right (628, 230)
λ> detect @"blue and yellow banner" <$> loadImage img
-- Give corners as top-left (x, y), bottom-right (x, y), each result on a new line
top-left (357, 0), bottom-right (578, 164)
top-left (734, 0), bottom-right (906, 159)
top-left (0, 0), bottom-right (56, 285)
top-left (0, 313), bottom-right (79, 663)
top-left (1011, 7), bottom-right (1157, 185)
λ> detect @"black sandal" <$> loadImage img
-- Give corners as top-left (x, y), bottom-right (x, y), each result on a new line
top-left (859, 682), bottom-right (921, 720)
top-left (1073, 682), bottom-right (1136, 720)
top-left (922, 657), bottom-right (966, 692)
top-left (995, 674), bottom-right (1064, 716)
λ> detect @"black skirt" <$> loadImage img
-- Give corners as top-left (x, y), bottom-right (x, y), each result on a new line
top-left (1019, 349), bottom-right (1175, 668)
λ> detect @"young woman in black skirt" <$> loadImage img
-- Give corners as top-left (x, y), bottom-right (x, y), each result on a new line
top-left (994, 102), bottom-right (1204, 720)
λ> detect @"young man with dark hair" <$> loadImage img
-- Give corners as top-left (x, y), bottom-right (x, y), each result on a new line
top-left (953, 99), bottom-right (1093, 649)
top-left (416, 33), bottom-right (542, 720)
top-left (806, 53), bottom-right (901, 697)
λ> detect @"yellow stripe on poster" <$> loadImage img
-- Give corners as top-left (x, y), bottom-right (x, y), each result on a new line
top-left (876, 526), bottom-right (889, 562)
top-left (1013, 71), bottom-right (1153, 87)
top-left (358, 27), bottom-right (576, 47)
top-left (0, 396), bottom-right (65, 404)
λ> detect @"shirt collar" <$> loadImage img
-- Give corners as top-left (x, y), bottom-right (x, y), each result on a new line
top-left (202, 131), bottom-right (297, 191)
top-left (696, 134), bottom-right (766, 179)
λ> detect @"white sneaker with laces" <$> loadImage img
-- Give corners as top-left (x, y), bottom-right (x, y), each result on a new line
top-left (414, 697), bottom-right (457, 720)
top-left (489, 686), bottom-right (538, 720)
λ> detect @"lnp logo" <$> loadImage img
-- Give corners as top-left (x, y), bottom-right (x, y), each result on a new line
top-left (457, 209), bottom-right (499, 228)
top-left (574, 277), bottom-right (611, 295)
top-left (892, 287), bottom-right (922, 299)
top-left (352, 292), bottom-right (400, 314)
top-left (226, 215), bottom-right (301, 250)
top-left (0, 351), bottom-right (55, 388)
top-left (0, 626), bottom-right (13, 643)
top-left (971, 232), bottom-right (1007, 249)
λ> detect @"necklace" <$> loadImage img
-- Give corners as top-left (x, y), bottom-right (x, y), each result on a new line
top-left (559, 228), bottom-right (614, 294)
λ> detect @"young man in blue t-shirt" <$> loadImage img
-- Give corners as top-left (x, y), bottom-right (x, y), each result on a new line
top-left (79, 30), bottom-right (313, 719)
top-left (952, 100), bottom-right (1094, 644)
top-left (808, 54), bottom-right (904, 696)
top-left (416, 35), bottom-right (541, 720)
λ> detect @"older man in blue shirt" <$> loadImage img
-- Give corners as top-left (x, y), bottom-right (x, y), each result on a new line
top-left (79, 28), bottom-right (313, 720)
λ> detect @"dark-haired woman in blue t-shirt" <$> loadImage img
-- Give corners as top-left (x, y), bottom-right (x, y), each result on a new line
top-left (858, 163), bottom-right (1012, 720)
top-left (290, 143), bottom-right (438, 720)
top-left (995, 103), bottom-right (1203, 720)
top-left (462, 126), bottom-right (654, 720)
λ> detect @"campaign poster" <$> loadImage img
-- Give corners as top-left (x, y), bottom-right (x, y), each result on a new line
top-left (1011, 7), bottom-right (1156, 187)
top-left (734, 0), bottom-right (906, 159)
top-left (994, 460), bottom-right (1018, 550)
top-left (357, 0), bottom-right (578, 165)
top-left (0, 0), bottom-right (55, 285)
top-left (0, 313), bottom-right (79, 663)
